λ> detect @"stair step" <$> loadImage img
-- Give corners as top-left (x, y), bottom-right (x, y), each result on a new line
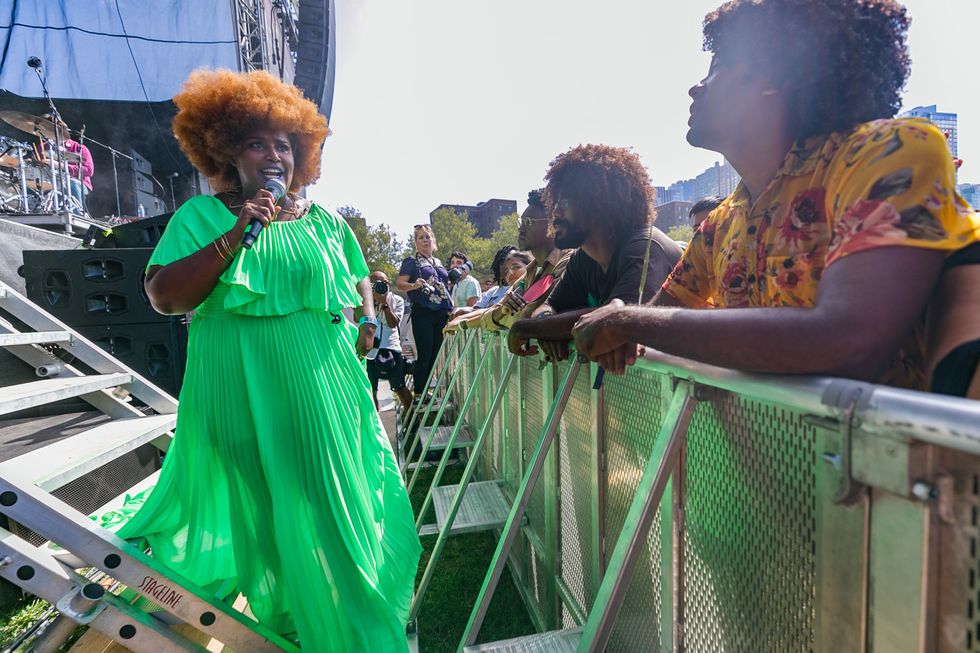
top-left (0, 330), bottom-right (72, 347)
top-left (419, 424), bottom-right (475, 451)
top-left (463, 628), bottom-right (582, 652)
top-left (0, 414), bottom-right (176, 490)
top-left (46, 470), bottom-right (161, 569)
top-left (425, 481), bottom-right (512, 536)
top-left (0, 373), bottom-right (133, 417)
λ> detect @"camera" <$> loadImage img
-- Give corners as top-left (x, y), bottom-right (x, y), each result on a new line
top-left (448, 261), bottom-right (474, 284)
top-left (373, 280), bottom-right (389, 295)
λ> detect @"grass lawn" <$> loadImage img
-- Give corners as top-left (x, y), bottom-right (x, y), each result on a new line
top-left (410, 462), bottom-right (536, 652)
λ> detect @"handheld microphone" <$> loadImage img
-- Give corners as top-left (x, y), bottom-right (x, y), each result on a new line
top-left (27, 56), bottom-right (42, 70)
top-left (241, 178), bottom-right (286, 249)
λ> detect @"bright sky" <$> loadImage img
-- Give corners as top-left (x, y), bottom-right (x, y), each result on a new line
top-left (309, 0), bottom-right (980, 238)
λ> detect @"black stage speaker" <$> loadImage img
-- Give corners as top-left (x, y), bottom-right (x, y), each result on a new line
top-left (21, 249), bottom-right (167, 326)
top-left (107, 212), bottom-right (174, 249)
top-left (76, 321), bottom-right (188, 397)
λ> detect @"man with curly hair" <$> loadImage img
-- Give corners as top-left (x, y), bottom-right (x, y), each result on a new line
top-left (509, 144), bottom-right (683, 361)
top-left (573, 0), bottom-right (980, 390)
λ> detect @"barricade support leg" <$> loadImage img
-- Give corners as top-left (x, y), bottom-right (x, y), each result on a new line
top-left (410, 353), bottom-right (519, 622)
top-left (457, 358), bottom-right (583, 651)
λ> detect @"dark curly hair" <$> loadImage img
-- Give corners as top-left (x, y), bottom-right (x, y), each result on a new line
top-left (490, 245), bottom-right (517, 286)
top-left (543, 144), bottom-right (655, 247)
top-left (172, 69), bottom-right (330, 192)
top-left (527, 188), bottom-right (545, 211)
top-left (703, 0), bottom-right (911, 140)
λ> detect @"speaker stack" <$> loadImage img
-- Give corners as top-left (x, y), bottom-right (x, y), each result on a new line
top-left (21, 230), bottom-right (187, 397)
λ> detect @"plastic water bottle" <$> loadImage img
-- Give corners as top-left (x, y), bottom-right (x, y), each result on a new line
top-left (137, 203), bottom-right (146, 218)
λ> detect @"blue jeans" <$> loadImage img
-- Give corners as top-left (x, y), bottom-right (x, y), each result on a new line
top-left (68, 179), bottom-right (87, 213)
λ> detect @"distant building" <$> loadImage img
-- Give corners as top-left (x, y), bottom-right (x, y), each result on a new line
top-left (429, 198), bottom-right (517, 237)
top-left (691, 160), bottom-right (740, 202)
top-left (668, 179), bottom-right (695, 203)
top-left (656, 161), bottom-right (738, 208)
top-left (655, 200), bottom-right (694, 231)
top-left (959, 183), bottom-right (980, 208)
top-left (899, 104), bottom-right (957, 156)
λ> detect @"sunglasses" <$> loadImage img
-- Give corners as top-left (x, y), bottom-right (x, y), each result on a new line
top-left (518, 216), bottom-right (549, 228)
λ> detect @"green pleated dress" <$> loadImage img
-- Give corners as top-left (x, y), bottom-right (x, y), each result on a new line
top-left (116, 195), bottom-right (421, 651)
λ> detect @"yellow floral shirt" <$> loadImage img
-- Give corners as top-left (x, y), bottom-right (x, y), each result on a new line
top-left (663, 118), bottom-right (980, 389)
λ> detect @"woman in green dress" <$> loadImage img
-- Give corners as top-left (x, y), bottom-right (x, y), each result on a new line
top-left (117, 69), bottom-right (421, 651)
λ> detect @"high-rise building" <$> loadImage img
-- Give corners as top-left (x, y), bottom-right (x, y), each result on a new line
top-left (959, 183), bottom-right (980, 209)
top-left (691, 160), bottom-right (740, 202)
top-left (898, 105), bottom-right (958, 157)
top-left (656, 161), bottom-right (739, 208)
top-left (429, 198), bottom-right (518, 237)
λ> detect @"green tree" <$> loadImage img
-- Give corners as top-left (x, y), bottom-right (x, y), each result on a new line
top-left (428, 207), bottom-right (479, 266)
top-left (468, 212), bottom-right (520, 279)
top-left (666, 224), bottom-right (694, 243)
top-left (337, 205), bottom-right (403, 279)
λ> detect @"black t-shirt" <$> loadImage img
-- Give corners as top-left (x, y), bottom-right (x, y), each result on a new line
top-left (547, 225), bottom-right (683, 312)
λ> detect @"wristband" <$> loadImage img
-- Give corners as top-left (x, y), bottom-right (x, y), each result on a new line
top-left (358, 316), bottom-right (379, 329)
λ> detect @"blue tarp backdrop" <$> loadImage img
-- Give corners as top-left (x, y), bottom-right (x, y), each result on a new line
top-left (0, 0), bottom-right (239, 101)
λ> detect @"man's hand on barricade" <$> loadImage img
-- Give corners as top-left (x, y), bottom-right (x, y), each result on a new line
top-left (572, 299), bottom-right (642, 374)
top-left (538, 339), bottom-right (570, 363)
top-left (508, 330), bottom-right (538, 357)
top-left (594, 343), bottom-right (645, 376)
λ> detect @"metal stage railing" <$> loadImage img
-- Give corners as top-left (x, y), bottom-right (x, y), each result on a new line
top-left (410, 331), bottom-right (980, 653)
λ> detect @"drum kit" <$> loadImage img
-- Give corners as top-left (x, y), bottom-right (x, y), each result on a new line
top-left (0, 110), bottom-right (87, 216)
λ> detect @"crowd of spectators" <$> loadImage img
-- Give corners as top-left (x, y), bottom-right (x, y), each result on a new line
top-left (374, 0), bottom-right (980, 404)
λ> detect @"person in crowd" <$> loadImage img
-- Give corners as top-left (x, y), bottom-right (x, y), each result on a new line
top-left (448, 251), bottom-right (481, 312)
top-left (689, 195), bottom-right (724, 227)
top-left (397, 224), bottom-right (452, 396)
top-left (482, 277), bottom-right (495, 292)
top-left (509, 144), bottom-right (683, 361)
top-left (446, 250), bottom-right (532, 332)
top-left (457, 245), bottom-right (518, 314)
top-left (36, 113), bottom-right (94, 210)
top-left (118, 69), bottom-right (421, 652)
top-left (366, 270), bottom-right (414, 410)
top-left (480, 189), bottom-right (572, 331)
top-left (572, 0), bottom-right (980, 389)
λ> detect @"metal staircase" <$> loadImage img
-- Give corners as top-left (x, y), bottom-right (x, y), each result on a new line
top-left (0, 280), bottom-right (296, 652)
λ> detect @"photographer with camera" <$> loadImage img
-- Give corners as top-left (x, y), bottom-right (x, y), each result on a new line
top-left (448, 252), bottom-right (481, 314)
top-left (397, 224), bottom-right (452, 399)
top-left (366, 271), bottom-right (414, 410)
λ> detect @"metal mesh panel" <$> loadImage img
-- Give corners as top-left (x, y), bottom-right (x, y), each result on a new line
top-left (557, 363), bottom-right (598, 618)
top-left (10, 443), bottom-right (160, 546)
top-left (500, 356), bottom-right (522, 488)
top-left (602, 369), bottom-right (669, 652)
top-left (683, 394), bottom-right (817, 653)
top-left (967, 470), bottom-right (980, 651)
top-left (522, 362), bottom-right (548, 527)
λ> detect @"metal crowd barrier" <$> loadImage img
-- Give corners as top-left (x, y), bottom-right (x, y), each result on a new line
top-left (420, 331), bottom-right (980, 652)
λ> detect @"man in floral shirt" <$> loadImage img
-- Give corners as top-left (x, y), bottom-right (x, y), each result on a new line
top-left (572, 0), bottom-right (980, 390)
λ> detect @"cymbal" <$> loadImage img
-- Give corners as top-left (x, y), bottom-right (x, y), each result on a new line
top-left (0, 154), bottom-right (20, 170)
top-left (0, 111), bottom-right (58, 139)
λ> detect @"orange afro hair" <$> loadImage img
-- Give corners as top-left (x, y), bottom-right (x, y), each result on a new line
top-left (172, 69), bottom-right (330, 192)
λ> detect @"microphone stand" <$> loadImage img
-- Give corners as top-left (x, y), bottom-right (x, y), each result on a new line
top-left (78, 133), bottom-right (132, 217)
top-left (31, 63), bottom-right (71, 233)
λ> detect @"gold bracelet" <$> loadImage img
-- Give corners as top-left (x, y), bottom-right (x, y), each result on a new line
top-left (216, 234), bottom-right (234, 261)
top-left (213, 240), bottom-right (231, 263)
top-left (219, 233), bottom-right (236, 258)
